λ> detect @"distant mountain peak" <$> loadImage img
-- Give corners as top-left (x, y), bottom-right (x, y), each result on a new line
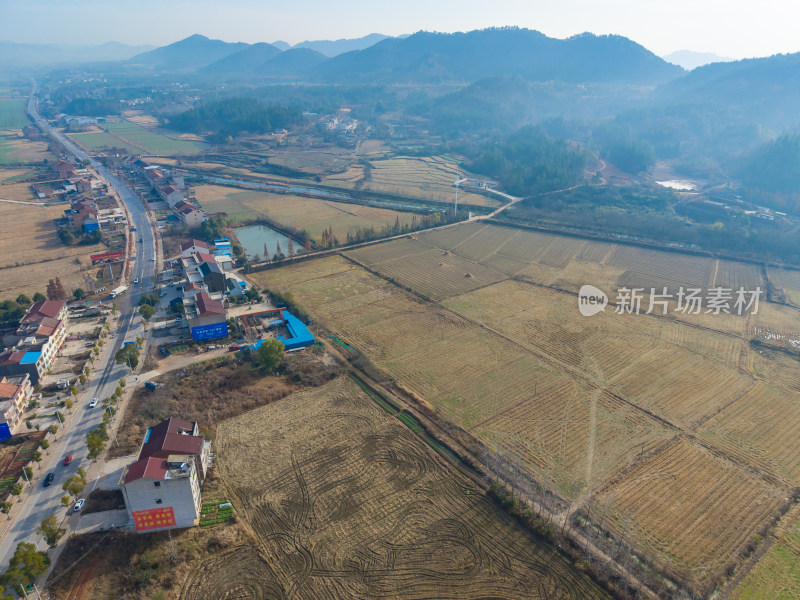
top-left (663, 50), bottom-right (733, 70)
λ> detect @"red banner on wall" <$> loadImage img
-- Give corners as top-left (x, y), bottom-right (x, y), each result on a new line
top-left (90, 251), bottom-right (124, 264)
top-left (132, 506), bottom-right (176, 531)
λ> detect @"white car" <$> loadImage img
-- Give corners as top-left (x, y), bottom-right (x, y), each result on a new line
top-left (89, 398), bottom-right (98, 408)
top-left (73, 498), bottom-right (85, 512)
top-left (133, 278), bottom-right (139, 284)
top-left (150, 258), bottom-right (156, 262)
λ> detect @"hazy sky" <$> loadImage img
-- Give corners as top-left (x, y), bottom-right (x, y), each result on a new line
top-left (0, 0), bottom-right (796, 58)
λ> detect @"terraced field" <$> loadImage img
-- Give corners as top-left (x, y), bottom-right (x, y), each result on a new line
top-left (182, 377), bottom-right (609, 600)
top-left (365, 156), bottom-right (499, 207)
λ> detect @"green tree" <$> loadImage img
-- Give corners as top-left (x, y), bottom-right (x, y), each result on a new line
top-left (112, 301), bottom-right (118, 314)
top-left (60, 495), bottom-right (70, 507)
top-left (32, 292), bottom-right (46, 303)
top-left (255, 338), bottom-right (284, 373)
top-left (39, 439), bottom-right (49, 453)
top-left (0, 500), bottom-right (11, 519)
top-left (115, 345), bottom-right (139, 370)
top-left (22, 467), bottom-right (33, 481)
top-left (2, 542), bottom-right (50, 593)
top-left (86, 429), bottom-right (107, 460)
top-left (73, 288), bottom-right (86, 300)
top-left (31, 451), bottom-right (42, 468)
top-left (64, 397), bottom-right (73, 410)
top-left (62, 475), bottom-right (85, 498)
top-left (48, 424), bottom-right (58, 436)
top-left (69, 385), bottom-right (78, 400)
top-left (10, 483), bottom-right (23, 502)
top-left (84, 365), bottom-right (90, 376)
top-left (138, 294), bottom-right (158, 307)
top-left (119, 378), bottom-right (126, 387)
top-left (79, 373), bottom-right (87, 387)
top-left (38, 515), bottom-right (66, 547)
top-left (15, 294), bottom-right (30, 305)
top-left (139, 304), bottom-right (155, 322)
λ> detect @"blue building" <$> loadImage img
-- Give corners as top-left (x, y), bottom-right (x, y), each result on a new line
top-left (251, 311), bottom-right (314, 352)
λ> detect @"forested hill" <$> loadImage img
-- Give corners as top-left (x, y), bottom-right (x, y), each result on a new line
top-left (654, 52), bottom-right (800, 130)
top-left (315, 28), bottom-right (684, 84)
top-left (166, 97), bottom-right (303, 143)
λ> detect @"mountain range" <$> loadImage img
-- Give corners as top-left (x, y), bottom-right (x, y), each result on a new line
top-left (124, 29), bottom-right (684, 85)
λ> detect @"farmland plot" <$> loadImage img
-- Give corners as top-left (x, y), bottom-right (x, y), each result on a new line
top-left (597, 438), bottom-right (790, 591)
top-left (186, 377), bottom-right (610, 600)
top-left (730, 516), bottom-right (800, 600)
top-left (346, 240), bottom-right (508, 300)
top-left (254, 222), bottom-right (799, 595)
top-left (768, 267), bottom-right (800, 306)
top-left (104, 120), bottom-right (206, 155)
top-left (193, 184), bottom-right (419, 240)
top-left (366, 156), bottom-right (499, 207)
top-left (0, 200), bottom-right (103, 298)
top-left (699, 383), bottom-right (800, 484)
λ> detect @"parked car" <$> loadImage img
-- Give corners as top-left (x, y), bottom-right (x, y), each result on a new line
top-left (133, 278), bottom-right (139, 284)
top-left (174, 317), bottom-right (184, 322)
top-left (43, 472), bottom-right (55, 487)
top-left (63, 454), bottom-right (73, 466)
top-left (159, 291), bottom-right (167, 297)
top-left (150, 257), bottom-right (156, 262)
top-left (168, 281), bottom-right (175, 287)
top-left (73, 498), bottom-right (85, 512)
top-left (89, 398), bottom-right (98, 408)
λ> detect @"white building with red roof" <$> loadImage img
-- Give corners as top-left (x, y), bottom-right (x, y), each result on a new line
top-left (120, 417), bottom-right (210, 532)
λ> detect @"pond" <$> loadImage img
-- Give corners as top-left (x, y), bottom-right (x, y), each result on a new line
top-left (235, 224), bottom-right (305, 261)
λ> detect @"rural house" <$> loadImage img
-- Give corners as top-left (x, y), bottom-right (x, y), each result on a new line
top-left (0, 374), bottom-right (32, 435)
top-left (120, 417), bottom-right (210, 532)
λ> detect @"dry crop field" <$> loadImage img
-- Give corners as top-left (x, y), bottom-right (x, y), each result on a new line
top-left (193, 184), bottom-right (419, 241)
top-left (252, 221), bottom-right (800, 594)
top-left (768, 266), bottom-right (800, 307)
top-left (364, 156), bottom-right (499, 207)
top-left (182, 376), bottom-right (609, 600)
top-left (0, 195), bottom-right (103, 299)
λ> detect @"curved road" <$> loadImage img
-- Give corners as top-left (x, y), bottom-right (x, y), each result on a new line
top-left (0, 84), bottom-right (157, 571)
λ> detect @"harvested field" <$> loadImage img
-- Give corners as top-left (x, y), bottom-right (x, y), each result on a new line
top-left (365, 156), bottom-right (499, 207)
top-left (186, 376), bottom-right (610, 600)
top-left (346, 238), bottom-right (508, 300)
top-left (67, 131), bottom-right (141, 155)
top-left (768, 266), bottom-right (800, 306)
top-left (252, 221), bottom-right (799, 595)
top-left (0, 199), bottom-right (103, 298)
top-left (0, 134), bottom-right (52, 164)
top-left (597, 438), bottom-right (789, 591)
top-left (699, 383), bottom-right (800, 485)
top-left (193, 184), bottom-right (419, 241)
top-left (268, 146), bottom-right (354, 174)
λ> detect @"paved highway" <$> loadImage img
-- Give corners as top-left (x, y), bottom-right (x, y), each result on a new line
top-left (0, 84), bottom-right (158, 571)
